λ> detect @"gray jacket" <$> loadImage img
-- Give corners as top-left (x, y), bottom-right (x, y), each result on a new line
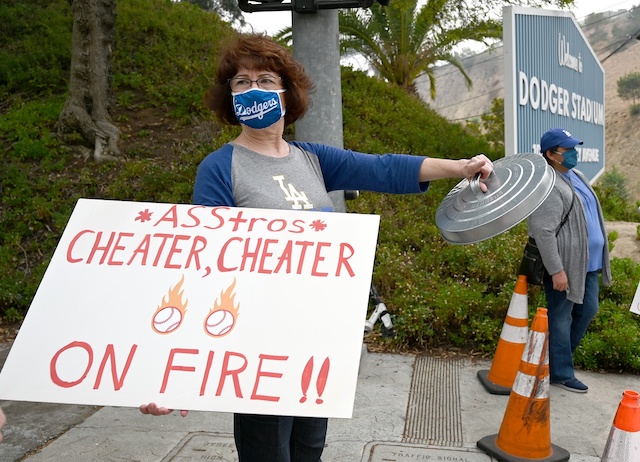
top-left (526, 168), bottom-right (611, 304)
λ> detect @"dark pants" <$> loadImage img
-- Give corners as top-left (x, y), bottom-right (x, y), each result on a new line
top-left (234, 413), bottom-right (328, 462)
top-left (544, 271), bottom-right (600, 382)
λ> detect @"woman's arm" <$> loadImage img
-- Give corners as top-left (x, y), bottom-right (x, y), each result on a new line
top-left (419, 154), bottom-right (493, 190)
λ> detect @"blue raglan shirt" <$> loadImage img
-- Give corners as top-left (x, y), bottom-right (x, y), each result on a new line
top-left (193, 142), bottom-right (429, 210)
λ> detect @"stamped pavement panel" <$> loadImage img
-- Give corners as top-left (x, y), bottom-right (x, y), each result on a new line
top-left (162, 432), bottom-right (237, 462)
top-left (362, 442), bottom-right (493, 462)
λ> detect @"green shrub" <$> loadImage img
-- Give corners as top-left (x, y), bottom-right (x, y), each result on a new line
top-left (594, 165), bottom-right (639, 221)
top-left (574, 259), bottom-right (640, 373)
top-left (0, 0), bottom-right (72, 101)
top-left (576, 299), bottom-right (640, 372)
top-left (609, 230), bottom-right (619, 253)
top-left (601, 258), bottom-right (640, 305)
top-left (341, 69), bottom-right (500, 160)
top-left (114, 0), bottom-right (234, 119)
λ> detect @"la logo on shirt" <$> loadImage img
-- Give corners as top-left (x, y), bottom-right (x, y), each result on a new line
top-left (273, 175), bottom-right (313, 210)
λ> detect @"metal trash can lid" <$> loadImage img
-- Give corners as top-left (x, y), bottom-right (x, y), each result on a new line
top-left (435, 153), bottom-right (555, 244)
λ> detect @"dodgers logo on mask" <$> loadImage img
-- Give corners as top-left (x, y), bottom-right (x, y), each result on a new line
top-left (232, 88), bottom-right (286, 129)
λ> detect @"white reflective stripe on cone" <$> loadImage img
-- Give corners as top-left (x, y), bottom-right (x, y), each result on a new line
top-left (499, 322), bottom-right (528, 343)
top-left (601, 426), bottom-right (640, 461)
top-left (508, 292), bottom-right (528, 309)
top-left (512, 329), bottom-right (550, 399)
top-left (522, 331), bottom-right (549, 366)
top-left (513, 372), bottom-right (550, 399)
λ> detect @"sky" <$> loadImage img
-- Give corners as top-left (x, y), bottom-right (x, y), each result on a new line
top-left (241, 0), bottom-right (639, 36)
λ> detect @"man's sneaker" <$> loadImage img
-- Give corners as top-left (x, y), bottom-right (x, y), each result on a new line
top-left (552, 377), bottom-right (588, 393)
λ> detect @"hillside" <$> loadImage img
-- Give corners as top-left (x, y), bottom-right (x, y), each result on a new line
top-left (416, 8), bottom-right (640, 202)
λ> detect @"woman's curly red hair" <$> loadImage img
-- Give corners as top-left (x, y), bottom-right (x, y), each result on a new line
top-left (204, 34), bottom-right (314, 127)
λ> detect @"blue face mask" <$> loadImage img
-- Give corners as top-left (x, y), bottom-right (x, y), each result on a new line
top-left (232, 88), bottom-right (286, 129)
top-left (560, 148), bottom-right (578, 169)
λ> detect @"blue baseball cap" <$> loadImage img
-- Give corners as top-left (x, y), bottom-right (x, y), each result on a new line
top-left (540, 128), bottom-right (583, 154)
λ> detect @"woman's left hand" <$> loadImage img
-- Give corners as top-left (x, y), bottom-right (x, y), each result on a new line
top-left (460, 154), bottom-right (493, 193)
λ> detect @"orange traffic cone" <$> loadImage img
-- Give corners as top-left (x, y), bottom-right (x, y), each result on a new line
top-left (477, 307), bottom-right (570, 462)
top-left (477, 275), bottom-right (529, 395)
top-left (601, 389), bottom-right (640, 461)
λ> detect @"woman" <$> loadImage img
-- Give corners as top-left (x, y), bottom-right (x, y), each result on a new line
top-left (527, 128), bottom-right (611, 393)
top-left (141, 33), bottom-right (493, 462)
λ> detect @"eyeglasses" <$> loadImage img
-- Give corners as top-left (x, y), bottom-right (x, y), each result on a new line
top-left (228, 75), bottom-right (282, 92)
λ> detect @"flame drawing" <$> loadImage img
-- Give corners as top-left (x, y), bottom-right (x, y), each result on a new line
top-left (152, 275), bottom-right (188, 334)
top-left (204, 278), bottom-right (240, 338)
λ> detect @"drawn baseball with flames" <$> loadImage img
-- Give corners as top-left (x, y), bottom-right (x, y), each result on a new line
top-left (152, 275), bottom-right (188, 334)
top-left (203, 279), bottom-right (239, 337)
top-left (151, 275), bottom-right (239, 337)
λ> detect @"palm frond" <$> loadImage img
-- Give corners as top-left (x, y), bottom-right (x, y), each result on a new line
top-left (339, 0), bottom-right (512, 96)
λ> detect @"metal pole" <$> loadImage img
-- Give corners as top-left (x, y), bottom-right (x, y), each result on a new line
top-left (292, 10), bottom-right (347, 212)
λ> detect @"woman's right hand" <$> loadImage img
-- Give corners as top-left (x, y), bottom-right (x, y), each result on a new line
top-left (139, 402), bottom-right (188, 417)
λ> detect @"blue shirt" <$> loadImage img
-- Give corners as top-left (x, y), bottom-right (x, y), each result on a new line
top-left (567, 170), bottom-right (605, 272)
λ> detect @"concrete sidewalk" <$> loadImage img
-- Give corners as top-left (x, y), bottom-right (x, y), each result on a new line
top-left (1, 343), bottom-right (638, 462)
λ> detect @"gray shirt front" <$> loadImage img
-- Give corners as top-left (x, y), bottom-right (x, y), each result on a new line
top-left (231, 143), bottom-right (335, 212)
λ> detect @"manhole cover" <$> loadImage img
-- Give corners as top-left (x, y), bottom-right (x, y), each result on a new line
top-left (162, 432), bottom-right (237, 461)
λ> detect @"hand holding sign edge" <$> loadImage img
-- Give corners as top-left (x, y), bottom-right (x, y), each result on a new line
top-left (139, 402), bottom-right (189, 417)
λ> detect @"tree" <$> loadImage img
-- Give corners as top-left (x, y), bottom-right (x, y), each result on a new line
top-left (617, 71), bottom-right (640, 105)
top-left (480, 97), bottom-right (504, 150)
top-left (465, 97), bottom-right (504, 153)
top-left (56, 0), bottom-right (120, 161)
top-left (55, 0), bottom-right (238, 162)
top-left (181, 0), bottom-right (245, 28)
top-left (339, 0), bottom-right (502, 96)
top-left (338, 0), bottom-right (574, 97)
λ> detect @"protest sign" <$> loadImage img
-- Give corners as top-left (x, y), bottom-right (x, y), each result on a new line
top-left (0, 199), bottom-right (380, 418)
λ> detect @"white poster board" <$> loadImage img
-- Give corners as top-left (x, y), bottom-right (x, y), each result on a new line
top-left (630, 281), bottom-right (640, 316)
top-left (0, 199), bottom-right (380, 418)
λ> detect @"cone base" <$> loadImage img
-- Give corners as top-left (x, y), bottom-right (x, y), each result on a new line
top-left (477, 369), bottom-right (512, 395)
top-left (477, 434), bottom-right (570, 462)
